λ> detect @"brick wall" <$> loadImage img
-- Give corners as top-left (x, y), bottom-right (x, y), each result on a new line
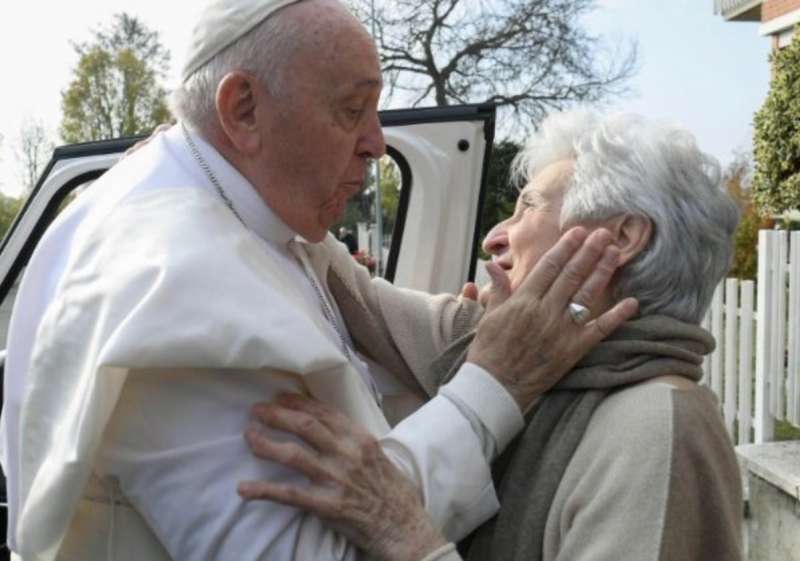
top-left (763, 0), bottom-right (800, 21)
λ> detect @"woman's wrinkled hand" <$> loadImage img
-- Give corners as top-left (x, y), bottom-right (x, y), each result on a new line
top-left (124, 123), bottom-right (172, 156)
top-left (238, 393), bottom-right (448, 561)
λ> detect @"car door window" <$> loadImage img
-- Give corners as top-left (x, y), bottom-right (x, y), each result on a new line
top-left (332, 150), bottom-right (410, 279)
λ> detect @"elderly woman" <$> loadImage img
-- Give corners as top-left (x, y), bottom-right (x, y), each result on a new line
top-left (239, 110), bottom-right (743, 561)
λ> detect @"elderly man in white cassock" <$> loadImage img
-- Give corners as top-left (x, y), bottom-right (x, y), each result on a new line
top-left (0, 1), bottom-right (636, 560)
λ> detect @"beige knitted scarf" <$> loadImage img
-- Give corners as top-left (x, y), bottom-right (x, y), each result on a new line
top-left (428, 315), bottom-right (715, 561)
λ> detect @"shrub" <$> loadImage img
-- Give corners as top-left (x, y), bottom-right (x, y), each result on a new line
top-left (752, 33), bottom-right (800, 215)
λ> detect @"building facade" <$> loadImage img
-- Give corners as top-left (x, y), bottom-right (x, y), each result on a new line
top-left (714, 0), bottom-right (800, 48)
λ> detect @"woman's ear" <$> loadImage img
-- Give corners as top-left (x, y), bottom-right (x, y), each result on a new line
top-left (607, 214), bottom-right (653, 266)
top-left (215, 71), bottom-right (262, 155)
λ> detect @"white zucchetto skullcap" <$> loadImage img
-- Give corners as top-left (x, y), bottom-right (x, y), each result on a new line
top-left (182, 0), bottom-right (302, 83)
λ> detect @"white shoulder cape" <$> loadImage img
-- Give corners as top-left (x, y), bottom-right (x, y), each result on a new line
top-left (15, 177), bottom-right (389, 560)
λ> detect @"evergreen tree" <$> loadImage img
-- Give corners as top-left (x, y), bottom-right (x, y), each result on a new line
top-left (752, 33), bottom-right (800, 215)
top-left (479, 141), bottom-right (520, 249)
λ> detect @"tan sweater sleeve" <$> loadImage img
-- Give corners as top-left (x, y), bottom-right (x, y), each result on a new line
top-left (544, 383), bottom-right (743, 561)
top-left (418, 543), bottom-right (463, 561)
top-left (324, 236), bottom-right (483, 397)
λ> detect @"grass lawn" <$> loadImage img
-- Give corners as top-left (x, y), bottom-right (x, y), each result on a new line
top-left (776, 419), bottom-right (800, 440)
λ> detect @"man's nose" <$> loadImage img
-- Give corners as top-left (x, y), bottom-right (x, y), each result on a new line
top-left (482, 222), bottom-right (509, 256)
top-left (357, 112), bottom-right (386, 159)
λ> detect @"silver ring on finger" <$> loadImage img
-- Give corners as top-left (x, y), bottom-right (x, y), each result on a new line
top-left (568, 301), bottom-right (591, 325)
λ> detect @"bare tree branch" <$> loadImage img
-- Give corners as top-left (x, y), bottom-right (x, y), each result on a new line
top-left (349, 0), bottom-right (637, 134)
top-left (14, 118), bottom-right (54, 193)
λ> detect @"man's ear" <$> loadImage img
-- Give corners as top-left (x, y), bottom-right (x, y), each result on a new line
top-left (215, 71), bottom-right (262, 155)
top-left (607, 214), bottom-right (653, 266)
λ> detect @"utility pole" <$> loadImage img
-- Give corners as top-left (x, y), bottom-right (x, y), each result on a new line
top-left (370, 0), bottom-right (384, 276)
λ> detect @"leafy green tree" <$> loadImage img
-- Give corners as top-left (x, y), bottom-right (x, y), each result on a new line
top-left (723, 156), bottom-right (773, 280)
top-left (378, 157), bottom-right (401, 234)
top-left (0, 132), bottom-right (4, 191)
top-left (0, 193), bottom-right (23, 241)
top-left (61, 13), bottom-right (172, 143)
top-left (479, 141), bottom-right (520, 247)
top-left (752, 33), bottom-right (800, 215)
top-left (334, 156), bottom-right (402, 236)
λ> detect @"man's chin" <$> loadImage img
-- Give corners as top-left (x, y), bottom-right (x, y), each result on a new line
top-left (316, 209), bottom-right (347, 241)
top-left (304, 227), bottom-right (329, 243)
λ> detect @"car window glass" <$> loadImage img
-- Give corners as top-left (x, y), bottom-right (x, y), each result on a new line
top-left (0, 192), bottom-right (29, 248)
top-left (0, 268), bottom-right (22, 347)
top-left (0, 191), bottom-right (30, 349)
top-left (331, 154), bottom-right (405, 279)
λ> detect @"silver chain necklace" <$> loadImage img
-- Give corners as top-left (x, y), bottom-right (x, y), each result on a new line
top-left (293, 246), bottom-right (355, 363)
top-left (181, 123), bottom-right (244, 224)
top-left (180, 123), bottom-right (355, 365)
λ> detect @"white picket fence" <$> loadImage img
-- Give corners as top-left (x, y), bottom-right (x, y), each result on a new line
top-left (701, 230), bottom-right (800, 445)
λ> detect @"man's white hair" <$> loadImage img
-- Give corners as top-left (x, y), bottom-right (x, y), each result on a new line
top-left (512, 110), bottom-right (740, 324)
top-left (172, 3), bottom-right (305, 134)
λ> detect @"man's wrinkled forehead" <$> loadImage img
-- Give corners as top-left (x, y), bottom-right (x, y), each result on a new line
top-left (316, 30), bottom-right (383, 97)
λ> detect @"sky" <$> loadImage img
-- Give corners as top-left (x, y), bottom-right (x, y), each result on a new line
top-left (0, 0), bottom-right (772, 197)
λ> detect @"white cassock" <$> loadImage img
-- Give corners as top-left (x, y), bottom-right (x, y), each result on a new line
top-left (0, 125), bottom-right (523, 561)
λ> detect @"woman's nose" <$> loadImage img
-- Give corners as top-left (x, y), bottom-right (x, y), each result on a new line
top-left (482, 223), bottom-right (509, 256)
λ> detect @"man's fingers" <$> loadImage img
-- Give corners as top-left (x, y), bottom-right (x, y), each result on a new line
top-left (515, 227), bottom-right (588, 299)
top-left (546, 229), bottom-right (614, 308)
top-left (483, 262), bottom-right (512, 312)
top-left (461, 282), bottom-right (479, 301)
top-left (582, 297), bottom-right (639, 346)
top-left (124, 123), bottom-right (172, 156)
top-left (478, 283), bottom-right (493, 307)
top-left (568, 244), bottom-right (621, 314)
